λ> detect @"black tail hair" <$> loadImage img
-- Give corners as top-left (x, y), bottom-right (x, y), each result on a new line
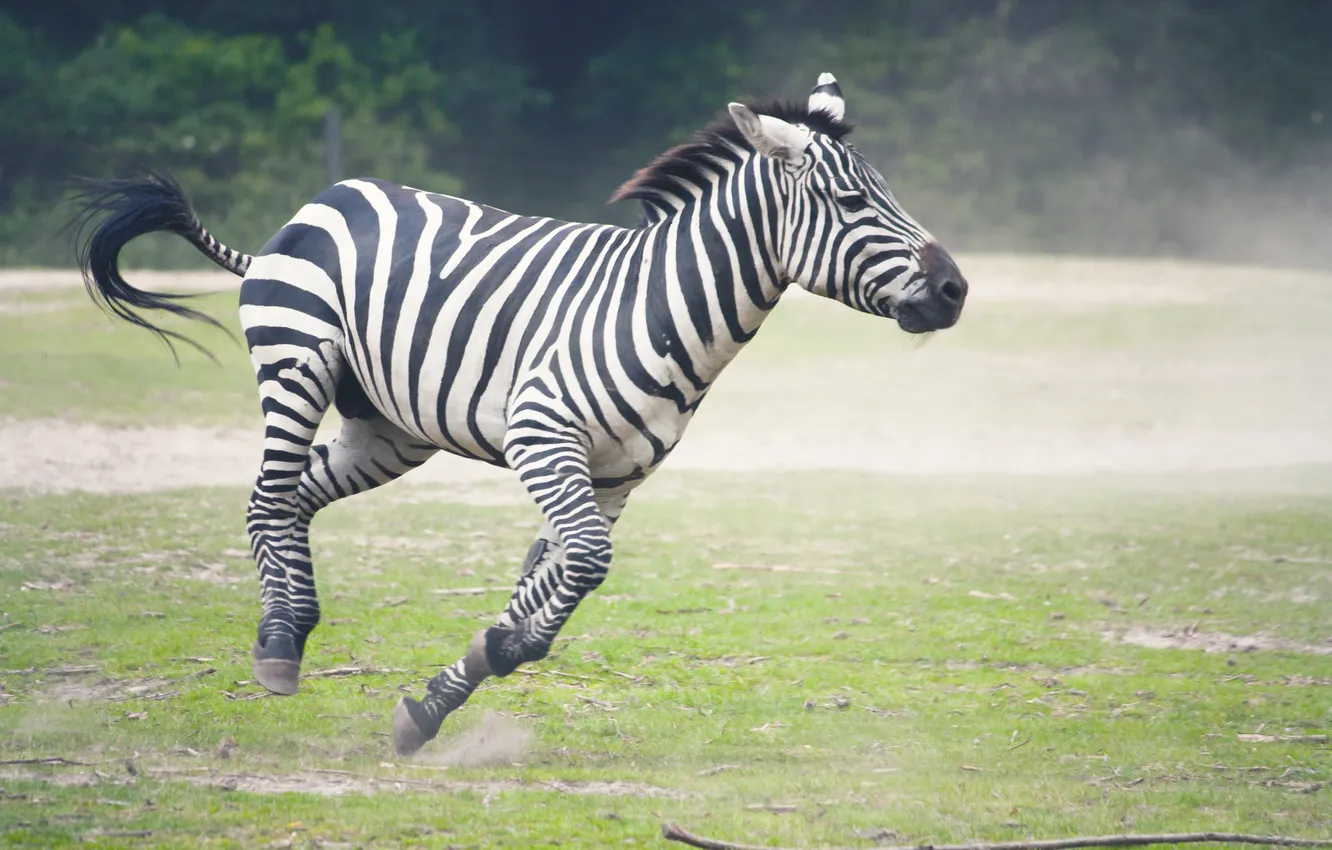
top-left (67, 171), bottom-right (235, 362)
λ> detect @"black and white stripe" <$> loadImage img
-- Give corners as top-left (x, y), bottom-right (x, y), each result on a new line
top-left (73, 73), bottom-right (968, 753)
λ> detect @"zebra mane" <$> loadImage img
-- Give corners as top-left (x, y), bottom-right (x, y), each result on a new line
top-left (610, 98), bottom-right (853, 211)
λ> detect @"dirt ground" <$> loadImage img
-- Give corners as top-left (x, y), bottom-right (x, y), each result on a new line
top-left (2, 254), bottom-right (1330, 492)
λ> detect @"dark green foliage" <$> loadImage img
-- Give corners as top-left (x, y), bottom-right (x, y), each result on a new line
top-left (3, 1), bottom-right (1331, 266)
top-left (1, 9), bottom-right (540, 266)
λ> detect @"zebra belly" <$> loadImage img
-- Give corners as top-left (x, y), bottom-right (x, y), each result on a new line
top-left (339, 350), bottom-right (512, 465)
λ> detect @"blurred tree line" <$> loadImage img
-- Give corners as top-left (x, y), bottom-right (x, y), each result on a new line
top-left (3, 0), bottom-right (1331, 267)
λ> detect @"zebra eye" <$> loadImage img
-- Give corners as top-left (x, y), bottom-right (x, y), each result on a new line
top-left (837, 192), bottom-right (869, 213)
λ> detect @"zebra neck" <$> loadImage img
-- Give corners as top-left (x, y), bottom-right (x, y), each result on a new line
top-left (639, 166), bottom-right (787, 396)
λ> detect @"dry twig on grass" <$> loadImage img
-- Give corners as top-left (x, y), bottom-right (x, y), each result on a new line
top-left (660, 824), bottom-right (1332, 850)
top-left (303, 666), bottom-right (409, 679)
top-left (431, 587), bottom-right (507, 596)
top-left (745, 802), bottom-right (799, 814)
top-left (711, 563), bottom-right (869, 576)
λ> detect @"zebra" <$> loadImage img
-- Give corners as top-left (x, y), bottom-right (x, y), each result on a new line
top-left (72, 73), bottom-right (967, 756)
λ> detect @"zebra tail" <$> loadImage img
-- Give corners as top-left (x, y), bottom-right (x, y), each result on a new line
top-left (67, 170), bottom-right (250, 362)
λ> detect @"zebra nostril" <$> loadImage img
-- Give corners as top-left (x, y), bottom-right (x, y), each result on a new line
top-left (939, 279), bottom-right (964, 303)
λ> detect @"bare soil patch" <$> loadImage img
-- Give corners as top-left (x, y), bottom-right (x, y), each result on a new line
top-left (35, 677), bottom-right (179, 704)
top-left (0, 417), bottom-right (519, 498)
top-left (180, 771), bottom-right (684, 798)
top-left (1107, 626), bottom-right (1332, 656)
top-left (16, 667), bottom-right (217, 705)
top-left (3, 255), bottom-right (1331, 491)
top-left (0, 764), bottom-right (686, 798)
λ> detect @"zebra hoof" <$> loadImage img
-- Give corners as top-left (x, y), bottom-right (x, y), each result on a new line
top-left (252, 639), bottom-right (301, 696)
top-left (393, 698), bottom-right (441, 756)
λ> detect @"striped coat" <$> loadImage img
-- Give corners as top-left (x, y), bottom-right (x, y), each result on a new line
top-left (73, 73), bottom-right (967, 754)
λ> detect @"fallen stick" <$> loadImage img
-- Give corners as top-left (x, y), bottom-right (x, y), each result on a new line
top-left (303, 666), bottom-right (410, 679)
top-left (149, 767), bottom-right (214, 775)
top-left (660, 824), bottom-right (1332, 850)
top-left (514, 667), bottom-right (594, 680)
top-left (1237, 734), bottom-right (1328, 744)
top-left (431, 587), bottom-right (507, 596)
top-left (711, 563), bottom-right (869, 575)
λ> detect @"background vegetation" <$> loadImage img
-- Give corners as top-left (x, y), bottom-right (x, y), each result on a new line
top-left (4, 0), bottom-right (1332, 267)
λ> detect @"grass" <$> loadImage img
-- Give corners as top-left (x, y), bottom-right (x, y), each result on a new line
top-left (2, 476), bottom-right (1330, 847)
top-left (1, 259), bottom-right (1330, 847)
top-left (0, 291), bottom-right (255, 427)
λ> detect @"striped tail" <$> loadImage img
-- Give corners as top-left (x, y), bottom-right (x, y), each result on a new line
top-left (68, 170), bottom-right (249, 360)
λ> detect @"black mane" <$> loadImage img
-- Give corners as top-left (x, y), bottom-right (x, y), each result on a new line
top-left (610, 98), bottom-right (853, 207)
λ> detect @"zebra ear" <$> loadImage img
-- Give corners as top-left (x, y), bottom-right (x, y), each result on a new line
top-left (728, 103), bottom-right (810, 163)
top-left (808, 72), bottom-right (846, 122)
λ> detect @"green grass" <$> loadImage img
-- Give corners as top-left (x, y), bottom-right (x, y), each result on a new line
top-left (2, 476), bottom-right (1330, 847)
top-left (2, 261), bottom-right (1330, 846)
top-left (0, 291), bottom-right (255, 427)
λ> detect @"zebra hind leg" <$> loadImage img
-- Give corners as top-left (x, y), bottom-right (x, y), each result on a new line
top-left (246, 339), bottom-right (344, 695)
top-left (287, 403), bottom-right (440, 654)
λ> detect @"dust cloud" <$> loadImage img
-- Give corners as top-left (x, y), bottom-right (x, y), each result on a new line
top-left (762, 18), bottom-right (1332, 272)
top-left (412, 710), bottom-right (534, 768)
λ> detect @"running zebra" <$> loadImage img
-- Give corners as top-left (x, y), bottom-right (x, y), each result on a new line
top-left (72, 74), bottom-right (967, 755)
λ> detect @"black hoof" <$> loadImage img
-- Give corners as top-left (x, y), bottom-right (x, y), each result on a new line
top-left (393, 698), bottom-right (442, 756)
top-left (252, 636), bottom-right (301, 696)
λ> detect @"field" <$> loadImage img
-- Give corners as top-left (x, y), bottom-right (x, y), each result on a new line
top-left (1, 257), bottom-right (1330, 848)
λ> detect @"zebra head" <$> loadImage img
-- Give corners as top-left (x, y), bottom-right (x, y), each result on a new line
top-left (728, 73), bottom-right (967, 334)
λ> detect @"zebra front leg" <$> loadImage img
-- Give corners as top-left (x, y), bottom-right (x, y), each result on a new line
top-left (392, 449), bottom-right (623, 755)
top-left (392, 528), bottom-right (570, 755)
top-left (496, 521), bottom-right (566, 626)
top-left (484, 491), bottom-right (627, 673)
top-left (391, 524), bottom-right (569, 752)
